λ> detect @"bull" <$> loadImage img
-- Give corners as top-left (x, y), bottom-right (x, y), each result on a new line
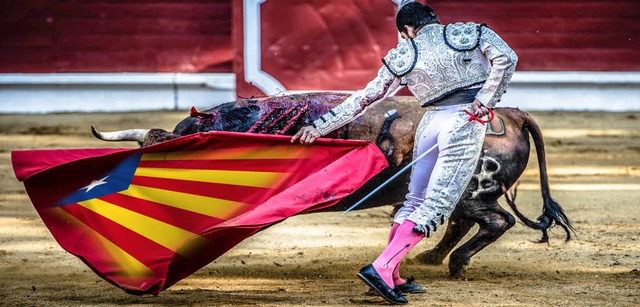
top-left (92, 91), bottom-right (573, 278)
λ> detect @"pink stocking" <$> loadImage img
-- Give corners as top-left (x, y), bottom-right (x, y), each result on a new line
top-left (386, 223), bottom-right (406, 285)
top-left (387, 222), bottom-right (401, 242)
top-left (372, 220), bottom-right (424, 288)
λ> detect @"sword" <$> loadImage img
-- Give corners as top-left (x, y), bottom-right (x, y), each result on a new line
top-left (341, 108), bottom-right (494, 216)
top-left (341, 142), bottom-right (437, 215)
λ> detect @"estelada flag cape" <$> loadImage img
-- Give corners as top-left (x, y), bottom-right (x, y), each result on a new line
top-left (12, 131), bottom-right (388, 295)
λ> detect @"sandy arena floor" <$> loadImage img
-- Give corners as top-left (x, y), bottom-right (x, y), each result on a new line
top-left (0, 108), bottom-right (638, 306)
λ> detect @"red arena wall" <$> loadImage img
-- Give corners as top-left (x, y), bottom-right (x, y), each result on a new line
top-left (0, 1), bottom-right (233, 73)
top-left (1, 0), bottom-right (638, 97)
top-left (428, 0), bottom-right (639, 72)
top-left (232, 0), bottom-right (639, 97)
top-left (232, 0), bottom-right (400, 98)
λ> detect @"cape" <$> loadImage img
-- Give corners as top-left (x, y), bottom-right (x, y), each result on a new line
top-left (12, 131), bottom-right (388, 294)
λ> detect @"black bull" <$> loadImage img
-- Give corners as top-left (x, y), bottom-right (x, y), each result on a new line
top-left (92, 92), bottom-right (574, 278)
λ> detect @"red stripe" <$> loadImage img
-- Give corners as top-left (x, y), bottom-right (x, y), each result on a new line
top-left (99, 193), bottom-right (226, 233)
top-left (137, 159), bottom-right (298, 172)
top-left (130, 176), bottom-right (279, 205)
top-left (61, 203), bottom-right (173, 274)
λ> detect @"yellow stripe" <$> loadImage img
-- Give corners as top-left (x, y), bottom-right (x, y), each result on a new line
top-left (141, 145), bottom-right (306, 161)
top-left (78, 198), bottom-right (199, 255)
top-left (94, 231), bottom-right (155, 277)
top-left (119, 184), bottom-right (253, 219)
top-left (134, 167), bottom-right (284, 188)
top-left (51, 207), bottom-right (154, 277)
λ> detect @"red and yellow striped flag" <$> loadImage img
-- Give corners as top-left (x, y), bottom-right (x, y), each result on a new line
top-left (12, 132), bottom-right (387, 294)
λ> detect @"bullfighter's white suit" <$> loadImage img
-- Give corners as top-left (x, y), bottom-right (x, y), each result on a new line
top-left (313, 22), bottom-right (517, 235)
top-left (310, 19), bottom-right (517, 303)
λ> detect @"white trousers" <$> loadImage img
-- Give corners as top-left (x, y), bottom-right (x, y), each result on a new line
top-left (393, 104), bottom-right (487, 234)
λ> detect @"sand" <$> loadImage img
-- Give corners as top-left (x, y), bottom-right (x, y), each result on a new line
top-left (0, 108), bottom-right (638, 306)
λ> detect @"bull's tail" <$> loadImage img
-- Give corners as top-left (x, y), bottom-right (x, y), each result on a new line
top-left (504, 113), bottom-right (575, 243)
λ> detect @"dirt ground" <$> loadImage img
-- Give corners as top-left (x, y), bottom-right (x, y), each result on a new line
top-left (0, 108), bottom-right (638, 306)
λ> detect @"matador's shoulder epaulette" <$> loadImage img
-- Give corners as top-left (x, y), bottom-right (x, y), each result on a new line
top-left (443, 22), bottom-right (484, 52)
top-left (382, 38), bottom-right (418, 78)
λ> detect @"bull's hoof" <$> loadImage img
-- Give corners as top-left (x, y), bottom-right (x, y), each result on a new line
top-left (448, 257), bottom-right (470, 279)
top-left (413, 249), bottom-right (446, 265)
top-left (450, 265), bottom-right (468, 280)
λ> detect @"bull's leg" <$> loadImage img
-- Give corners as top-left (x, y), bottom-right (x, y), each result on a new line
top-left (448, 202), bottom-right (515, 279)
top-left (414, 216), bottom-right (475, 265)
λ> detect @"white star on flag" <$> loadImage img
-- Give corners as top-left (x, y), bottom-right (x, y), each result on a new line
top-left (82, 176), bottom-right (109, 193)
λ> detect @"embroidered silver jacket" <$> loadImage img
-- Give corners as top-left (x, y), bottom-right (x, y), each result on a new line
top-left (313, 22), bottom-right (518, 136)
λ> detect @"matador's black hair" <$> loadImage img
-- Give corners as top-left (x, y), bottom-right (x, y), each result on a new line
top-left (396, 2), bottom-right (440, 34)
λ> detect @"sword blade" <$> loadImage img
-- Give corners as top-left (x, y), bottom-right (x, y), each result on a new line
top-left (341, 107), bottom-right (484, 216)
top-left (341, 142), bottom-right (438, 215)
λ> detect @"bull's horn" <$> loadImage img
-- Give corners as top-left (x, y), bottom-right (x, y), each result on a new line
top-left (91, 125), bottom-right (149, 142)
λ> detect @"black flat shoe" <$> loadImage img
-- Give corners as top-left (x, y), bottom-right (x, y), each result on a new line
top-left (357, 265), bottom-right (408, 305)
top-left (366, 276), bottom-right (426, 295)
top-left (396, 276), bottom-right (427, 294)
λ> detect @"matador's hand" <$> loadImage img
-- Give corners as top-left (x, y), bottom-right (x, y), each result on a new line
top-left (291, 125), bottom-right (321, 145)
top-left (471, 99), bottom-right (490, 118)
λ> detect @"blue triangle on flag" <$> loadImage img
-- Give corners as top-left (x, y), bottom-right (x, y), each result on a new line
top-left (55, 151), bottom-right (143, 206)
